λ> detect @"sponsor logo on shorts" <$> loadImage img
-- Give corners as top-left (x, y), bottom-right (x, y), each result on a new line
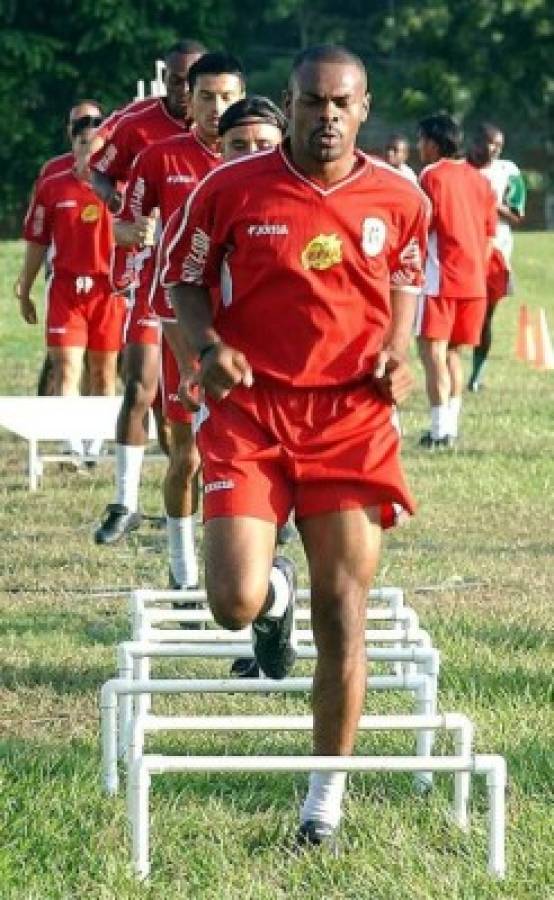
top-left (247, 223), bottom-right (288, 236)
top-left (362, 217), bottom-right (386, 257)
top-left (204, 479), bottom-right (234, 494)
top-left (81, 204), bottom-right (100, 223)
top-left (301, 233), bottom-right (342, 270)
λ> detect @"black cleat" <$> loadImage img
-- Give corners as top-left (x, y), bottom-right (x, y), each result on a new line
top-left (419, 431), bottom-right (456, 450)
top-left (94, 504), bottom-right (141, 545)
top-left (296, 820), bottom-right (339, 855)
top-left (230, 656), bottom-right (260, 678)
top-left (252, 556), bottom-right (296, 680)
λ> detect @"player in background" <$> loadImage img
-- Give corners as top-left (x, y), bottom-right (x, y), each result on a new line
top-left (18, 115), bottom-right (126, 464)
top-left (92, 40), bottom-right (206, 543)
top-left (383, 132), bottom-right (418, 183)
top-left (467, 122), bottom-right (526, 391)
top-left (97, 54), bottom-right (245, 589)
top-left (163, 45), bottom-right (427, 846)
top-left (416, 113), bottom-right (497, 448)
top-left (17, 100), bottom-right (105, 399)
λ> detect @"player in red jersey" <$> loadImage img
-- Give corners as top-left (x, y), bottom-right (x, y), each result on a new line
top-left (96, 53), bottom-right (245, 568)
top-left (163, 46), bottom-right (427, 845)
top-left (415, 113), bottom-right (496, 448)
top-left (91, 41), bottom-right (206, 541)
top-left (95, 52), bottom-right (245, 549)
top-left (18, 115), bottom-right (126, 459)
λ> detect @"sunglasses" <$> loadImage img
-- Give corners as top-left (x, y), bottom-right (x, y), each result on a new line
top-left (71, 115), bottom-right (103, 138)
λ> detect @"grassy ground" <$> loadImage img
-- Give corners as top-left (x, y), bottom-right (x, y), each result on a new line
top-left (1, 236), bottom-right (553, 899)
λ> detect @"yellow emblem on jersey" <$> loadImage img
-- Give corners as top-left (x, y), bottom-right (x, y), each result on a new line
top-left (301, 233), bottom-right (342, 270)
top-left (81, 204), bottom-right (100, 223)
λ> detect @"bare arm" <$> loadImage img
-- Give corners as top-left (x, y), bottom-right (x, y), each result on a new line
top-left (170, 282), bottom-right (252, 409)
top-left (372, 287), bottom-right (417, 405)
top-left (15, 241), bottom-right (48, 324)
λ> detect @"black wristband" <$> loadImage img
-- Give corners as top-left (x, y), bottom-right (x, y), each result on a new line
top-left (198, 342), bottom-right (220, 362)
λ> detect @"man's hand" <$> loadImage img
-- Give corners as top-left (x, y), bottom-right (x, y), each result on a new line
top-left (372, 349), bottom-right (414, 405)
top-left (14, 278), bottom-right (38, 324)
top-left (179, 342), bottom-right (253, 412)
top-left (132, 212), bottom-right (158, 247)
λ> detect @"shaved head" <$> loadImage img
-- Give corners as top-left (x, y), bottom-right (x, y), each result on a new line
top-left (290, 45), bottom-right (367, 91)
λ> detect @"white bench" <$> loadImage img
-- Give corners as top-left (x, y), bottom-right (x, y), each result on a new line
top-left (0, 396), bottom-right (157, 490)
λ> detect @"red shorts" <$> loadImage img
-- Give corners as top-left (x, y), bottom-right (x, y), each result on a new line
top-left (152, 280), bottom-right (175, 322)
top-left (417, 295), bottom-right (486, 346)
top-left (160, 336), bottom-right (194, 424)
top-left (46, 274), bottom-right (126, 351)
top-left (487, 248), bottom-right (510, 306)
top-left (124, 281), bottom-right (161, 346)
top-left (196, 380), bottom-right (415, 529)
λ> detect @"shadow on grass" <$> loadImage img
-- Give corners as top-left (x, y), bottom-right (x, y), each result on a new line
top-left (0, 609), bottom-right (128, 646)
top-left (0, 661), bottom-right (113, 694)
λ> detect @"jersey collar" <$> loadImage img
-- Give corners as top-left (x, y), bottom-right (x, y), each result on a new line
top-left (278, 143), bottom-right (369, 196)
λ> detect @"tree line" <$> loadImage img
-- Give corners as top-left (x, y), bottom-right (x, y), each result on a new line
top-left (1, 0), bottom-right (552, 235)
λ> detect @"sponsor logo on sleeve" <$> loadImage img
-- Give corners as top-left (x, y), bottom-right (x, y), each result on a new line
top-left (390, 237), bottom-right (423, 287)
top-left (181, 227), bottom-right (210, 284)
top-left (301, 233), bottom-right (342, 270)
top-left (32, 205), bottom-right (45, 237)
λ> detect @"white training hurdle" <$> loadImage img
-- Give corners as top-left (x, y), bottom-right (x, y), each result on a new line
top-left (128, 747), bottom-right (505, 881)
top-left (0, 396), bottom-right (158, 490)
top-left (101, 671), bottom-right (437, 796)
top-left (98, 584), bottom-right (507, 880)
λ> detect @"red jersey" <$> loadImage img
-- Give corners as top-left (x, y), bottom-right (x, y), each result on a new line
top-left (90, 99), bottom-right (189, 183)
top-left (121, 130), bottom-right (221, 226)
top-left (122, 131), bottom-right (221, 316)
top-left (98, 97), bottom-right (158, 141)
top-left (23, 170), bottom-right (113, 277)
top-left (419, 158), bottom-right (497, 298)
top-left (163, 146), bottom-right (428, 388)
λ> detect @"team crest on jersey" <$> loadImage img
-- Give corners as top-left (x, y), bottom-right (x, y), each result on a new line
top-left (81, 204), bottom-right (100, 223)
top-left (362, 217), bottom-right (386, 257)
top-left (301, 234), bottom-right (342, 270)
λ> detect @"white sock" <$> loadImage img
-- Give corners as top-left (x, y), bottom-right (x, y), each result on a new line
top-left (115, 443), bottom-right (144, 512)
top-left (167, 516), bottom-right (198, 588)
top-left (448, 396), bottom-right (462, 438)
top-left (85, 438), bottom-right (103, 458)
top-left (430, 404), bottom-right (450, 440)
top-left (301, 772), bottom-right (347, 828)
top-left (265, 566), bottom-right (290, 618)
top-left (66, 438), bottom-right (84, 457)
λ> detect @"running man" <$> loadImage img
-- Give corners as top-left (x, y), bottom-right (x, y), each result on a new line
top-left (416, 113), bottom-right (497, 448)
top-left (92, 40), bottom-right (206, 543)
top-left (163, 45), bottom-right (427, 845)
top-left (467, 122), bottom-right (526, 391)
top-left (19, 114), bottom-right (126, 441)
top-left (108, 52), bottom-right (245, 586)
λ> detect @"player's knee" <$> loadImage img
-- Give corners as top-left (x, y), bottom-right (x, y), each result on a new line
top-left (168, 443), bottom-right (200, 484)
top-left (124, 376), bottom-right (155, 415)
top-left (208, 581), bottom-right (266, 631)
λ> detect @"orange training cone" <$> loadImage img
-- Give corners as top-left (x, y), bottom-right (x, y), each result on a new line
top-left (516, 304), bottom-right (535, 362)
top-left (534, 308), bottom-right (554, 370)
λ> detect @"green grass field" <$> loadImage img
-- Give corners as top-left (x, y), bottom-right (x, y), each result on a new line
top-left (1, 236), bottom-right (553, 899)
